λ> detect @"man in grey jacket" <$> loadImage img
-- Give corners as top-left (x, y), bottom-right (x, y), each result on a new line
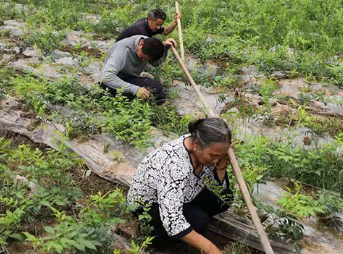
top-left (100, 35), bottom-right (176, 104)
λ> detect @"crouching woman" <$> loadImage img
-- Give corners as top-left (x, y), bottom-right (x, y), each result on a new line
top-left (127, 118), bottom-right (234, 254)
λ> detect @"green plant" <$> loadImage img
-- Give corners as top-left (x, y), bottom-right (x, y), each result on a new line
top-left (235, 134), bottom-right (343, 192)
top-left (254, 199), bottom-right (304, 253)
top-left (315, 190), bottom-right (343, 230)
top-left (23, 23), bottom-right (67, 54)
top-left (294, 105), bottom-right (315, 125)
top-left (150, 102), bottom-right (194, 135)
top-left (128, 237), bottom-right (154, 254)
top-left (24, 208), bottom-right (103, 253)
top-left (136, 202), bottom-right (154, 238)
top-left (277, 181), bottom-right (325, 219)
top-left (326, 63), bottom-right (343, 87)
top-left (0, 137), bottom-right (83, 248)
top-left (317, 190), bottom-right (343, 216)
top-left (204, 176), bottom-right (233, 206)
top-left (22, 189), bottom-right (129, 253)
top-left (259, 79), bottom-right (278, 110)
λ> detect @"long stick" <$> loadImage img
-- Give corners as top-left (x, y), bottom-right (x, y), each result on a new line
top-left (171, 46), bottom-right (275, 254)
top-left (175, 1), bottom-right (185, 62)
top-left (171, 46), bottom-right (215, 117)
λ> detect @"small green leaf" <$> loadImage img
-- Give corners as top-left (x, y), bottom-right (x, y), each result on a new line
top-left (55, 199), bottom-right (66, 206)
top-left (23, 232), bottom-right (37, 242)
top-left (9, 233), bottom-right (23, 241)
top-left (44, 226), bottom-right (55, 235)
top-left (61, 238), bottom-right (77, 247)
top-left (15, 192), bottom-right (24, 199)
top-left (83, 240), bottom-right (97, 250)
top-left (73, 242), bottom-right (85, 251)
top-left (52, 243), bottom-right (63, 253)
top-left (67, 231), bottom-right (78, 238)
top-left (40, 200), bottom-right (51, 207)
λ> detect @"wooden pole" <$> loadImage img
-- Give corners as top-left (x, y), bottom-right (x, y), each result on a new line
top-left (171, 45), bottom-right (275, 254)
top-left (175, 1), bottom-right (185, 62)
top-left (171, 46), bottom-right (215, 117)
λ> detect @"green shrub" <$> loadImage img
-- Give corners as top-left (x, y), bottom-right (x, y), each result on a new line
top-left (235, 133), bottom-right (343, 192)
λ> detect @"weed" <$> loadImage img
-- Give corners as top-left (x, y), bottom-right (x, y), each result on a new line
top-left (128, 236), bottom-right (154, 254)
top-left (316, 190), bottom-right (343, 230)
top-left (326, 63), bottom-right (343, 87)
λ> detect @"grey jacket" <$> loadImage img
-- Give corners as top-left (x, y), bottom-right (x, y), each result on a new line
top-left (101, 35), bottom-right (168, 95)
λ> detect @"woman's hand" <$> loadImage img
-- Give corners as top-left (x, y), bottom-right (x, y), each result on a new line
top-left (215, 142), bottom-right (234, 184)
top-left (216, 142), bottom-right (235, 170)
top-left (182, 230), bottom-right (222, 254)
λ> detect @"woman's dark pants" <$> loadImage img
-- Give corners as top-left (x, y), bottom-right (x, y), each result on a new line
top-left (135, 187), bottom-right (233, 246)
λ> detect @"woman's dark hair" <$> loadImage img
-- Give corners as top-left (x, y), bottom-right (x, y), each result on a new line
top-left (148, 9), bottom-right (167, 21)
top-left (142, 37), bottom-right (164, 61)
top-left (188, 118), bottom-right (231, 148)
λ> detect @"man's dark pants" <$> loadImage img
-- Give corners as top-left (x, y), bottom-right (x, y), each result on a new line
top-left (100, 72), bottom-right (166, 104)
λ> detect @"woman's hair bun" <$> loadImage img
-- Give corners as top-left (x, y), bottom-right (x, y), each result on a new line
top-left (188, 118), bottom-right (205, 134)
top-left (188, 118), bottom-right (231, 148)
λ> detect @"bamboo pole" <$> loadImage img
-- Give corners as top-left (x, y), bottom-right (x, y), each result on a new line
top-left (171, 46), bottom-right (215, 117)
top-left (175, 1), bottom-right (185, 62)
top-left (171, 45), bottom-right (275, 254)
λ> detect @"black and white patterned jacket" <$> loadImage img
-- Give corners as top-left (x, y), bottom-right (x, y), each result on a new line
top-left (127, 134), bottom-right (228, 237)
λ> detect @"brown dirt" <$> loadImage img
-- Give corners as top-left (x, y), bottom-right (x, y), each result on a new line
top-left (72, 166), bottom-right (126, 197)
top-left (221, 92), bottom-right (259, 115)
top-left (0, 129), bottom-right (49, 150)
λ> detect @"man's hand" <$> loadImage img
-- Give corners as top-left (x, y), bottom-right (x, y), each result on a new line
top-left (163, 38), bottom-right (177, 47)
top-left (136, 87), bottom-right (150, 100)
top-left (174, 12), bottom-right (182, 22)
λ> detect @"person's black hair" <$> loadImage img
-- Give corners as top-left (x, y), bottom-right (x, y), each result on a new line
top-left (142, 37), bottom-right (164, 62)
top-left (188, 118), bottom-right (232, 148)
top-left (148, 9), bottom-right (167, 21)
